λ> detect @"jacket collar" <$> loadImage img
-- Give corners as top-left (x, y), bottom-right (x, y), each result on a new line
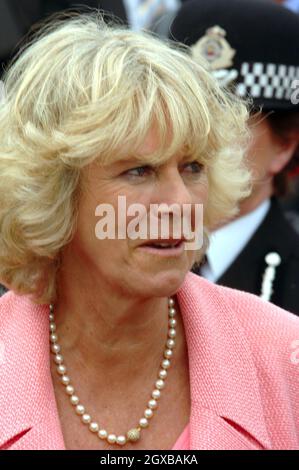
top-left (0, 292), bottom-right (65, 450)
top-left (1, 274), bottom-right (271, 450)
top-left (178, 273), bottom-right (271, 449)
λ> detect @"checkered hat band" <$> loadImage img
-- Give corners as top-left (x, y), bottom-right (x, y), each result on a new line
top-left (236, 62), bottom-right (299, 101)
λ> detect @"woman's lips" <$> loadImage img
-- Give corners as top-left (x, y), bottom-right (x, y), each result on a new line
top-left (138, 240), bottom-right (185, 256)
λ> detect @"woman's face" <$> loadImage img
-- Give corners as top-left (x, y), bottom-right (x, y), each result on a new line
top-left (67, 126), bottom-right (209, 299)
top-left (238, 113), bottom-right (295, 215)
top-left (246, 114), bottom-right (278, 184)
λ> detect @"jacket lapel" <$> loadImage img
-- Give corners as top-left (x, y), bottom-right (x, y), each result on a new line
top-left (0, 294), bottom-right (65, 450)
top-left (7, 418), bottom-right (65, 451)
top-left (177, 273), bottom-right (272, 450)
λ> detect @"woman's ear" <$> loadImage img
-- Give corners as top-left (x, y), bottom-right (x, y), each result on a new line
top-left (269, 138), bottom-right (298, 175)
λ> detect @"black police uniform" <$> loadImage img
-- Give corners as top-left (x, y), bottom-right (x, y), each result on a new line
top-left (170, 0), bottom-right (299, 316)
top-left (216, 198), bottom-right (299, 315)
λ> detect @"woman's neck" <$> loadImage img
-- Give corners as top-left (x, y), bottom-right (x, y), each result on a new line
top-left (53, 260), bottom-right (173, 387)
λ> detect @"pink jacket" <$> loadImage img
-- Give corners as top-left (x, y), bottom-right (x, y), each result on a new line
top-left (1, 272), bottom-right (299, 450)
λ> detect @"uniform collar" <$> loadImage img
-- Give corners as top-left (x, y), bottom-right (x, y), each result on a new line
top-left (204, 199), bottom-right (271, 282)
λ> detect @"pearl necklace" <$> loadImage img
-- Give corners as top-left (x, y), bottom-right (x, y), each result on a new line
top-left (49, 297), bottom-right (177, 447)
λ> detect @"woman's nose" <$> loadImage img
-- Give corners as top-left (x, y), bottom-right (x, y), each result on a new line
top-left (153, 169), bottom-right (194, 206)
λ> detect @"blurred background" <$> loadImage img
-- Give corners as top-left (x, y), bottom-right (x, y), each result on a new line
top-left (0, 0), bottom-right (182, 74)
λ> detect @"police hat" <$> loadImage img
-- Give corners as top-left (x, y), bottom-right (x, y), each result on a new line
top-left (170, 0), bottom-right (299, 111)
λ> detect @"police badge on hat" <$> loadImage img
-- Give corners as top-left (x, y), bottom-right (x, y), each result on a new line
top-left (171, 0), bottom-right (299, 110)
top-left (191, 26), bottom-right (238, 87)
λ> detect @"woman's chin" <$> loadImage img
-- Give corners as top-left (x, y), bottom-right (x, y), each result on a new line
top-left (137, 270), bottom-right (188, 298)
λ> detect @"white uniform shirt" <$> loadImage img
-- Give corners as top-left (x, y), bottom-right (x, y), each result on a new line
top-left (201, 199), bottom-right (271, 283)
top-left (123, 0), bottom-right (179, 30)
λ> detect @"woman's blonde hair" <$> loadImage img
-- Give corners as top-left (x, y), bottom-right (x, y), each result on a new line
top-left (0, 12), bottom-right (251, 303)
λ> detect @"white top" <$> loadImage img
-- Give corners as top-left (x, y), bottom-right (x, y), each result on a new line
top-left (201, 199), bottom-right (271, 283)
top-left (123, 0), bottom-right (179, 30)
top-left (285, 0), bottom-right (299, 13)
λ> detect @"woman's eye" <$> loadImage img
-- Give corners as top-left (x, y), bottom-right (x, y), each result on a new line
top-left (124, 165), bottom-right (153, 178)
top-left (182, 161), bottom-right (203, 174)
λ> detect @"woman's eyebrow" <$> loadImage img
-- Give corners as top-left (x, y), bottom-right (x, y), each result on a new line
top-left (109, 152), bottom-right (197, 172)
top-left (111, 157), bottom-right (158, 171)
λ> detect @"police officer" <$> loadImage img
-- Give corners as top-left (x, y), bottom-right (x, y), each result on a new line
top-left (171, 0), bottom-right (299, 315)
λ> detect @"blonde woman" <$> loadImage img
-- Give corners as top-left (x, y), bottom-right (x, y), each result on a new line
top-left (0, 14), bottom-right (299, 450)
